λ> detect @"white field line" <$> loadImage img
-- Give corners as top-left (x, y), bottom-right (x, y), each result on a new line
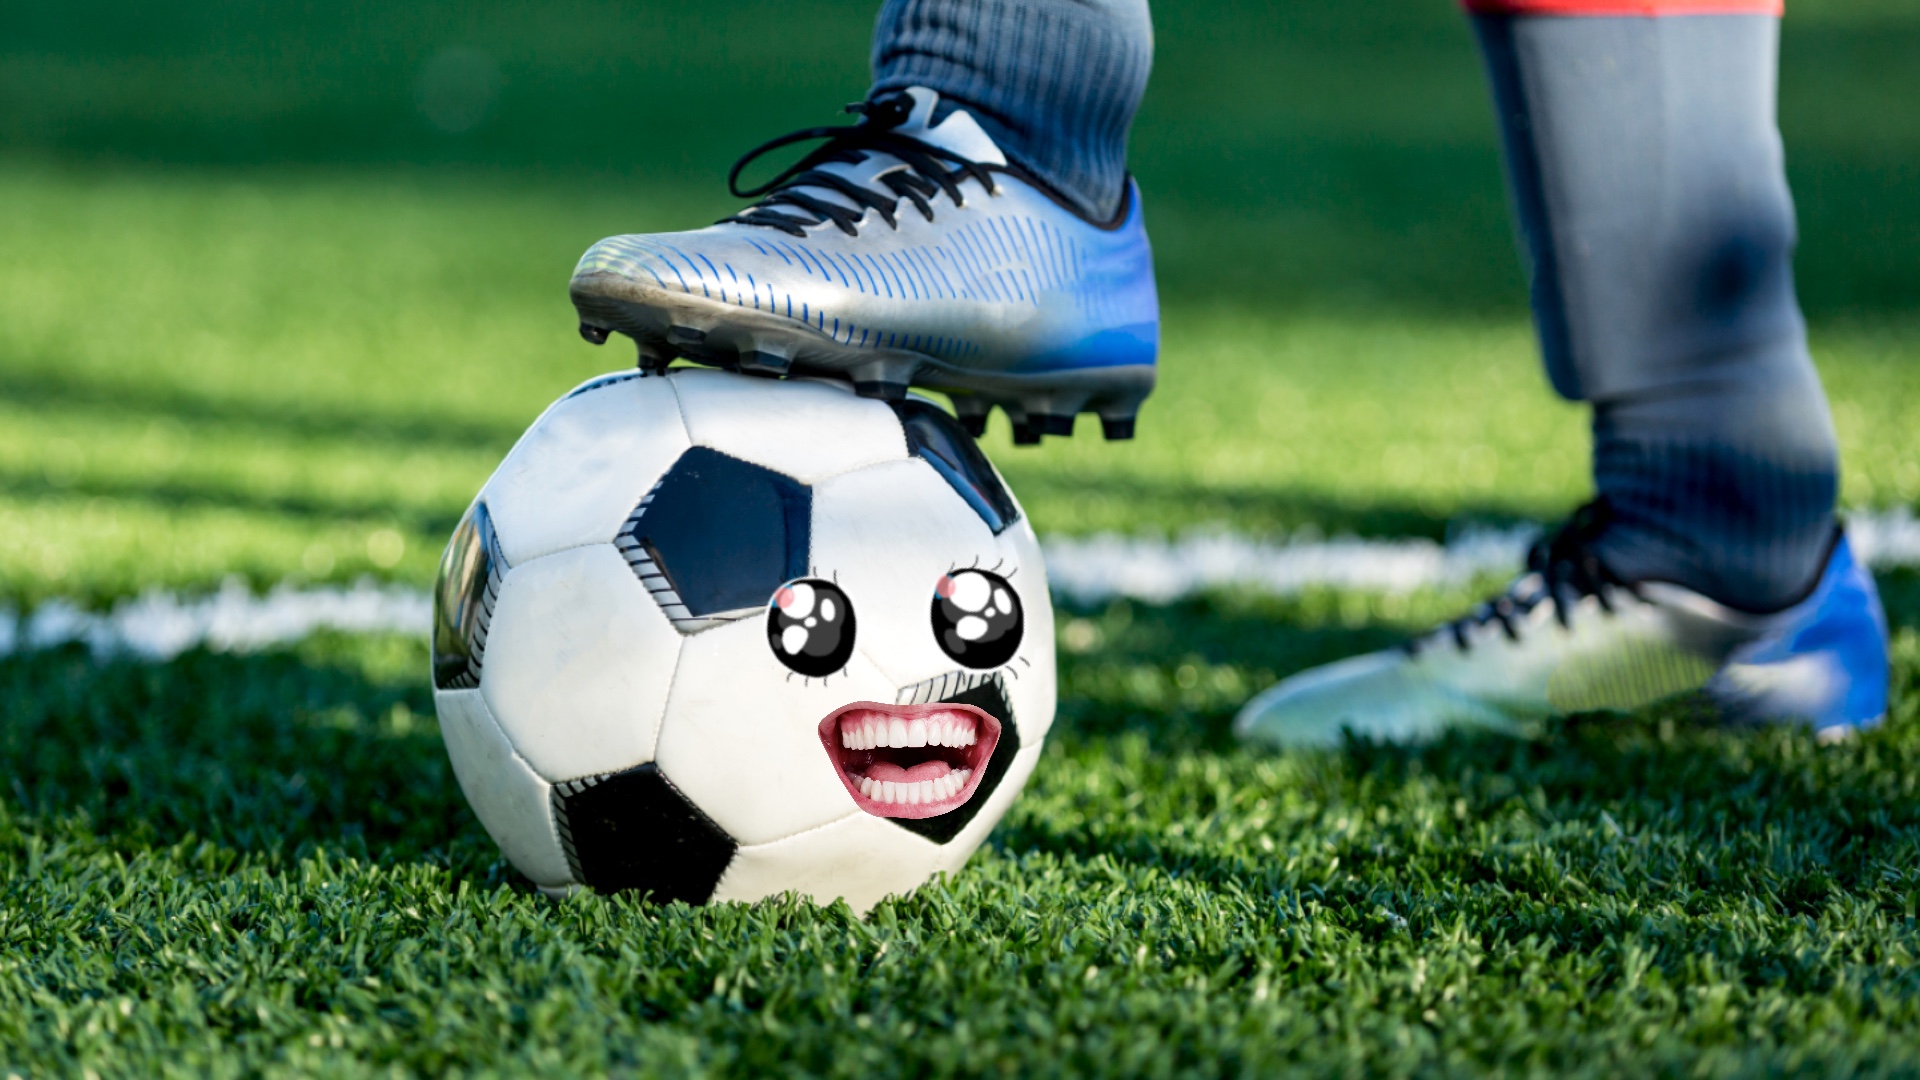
top-left (1041, 525), bottom-right (1539, 606)
top-left (7, 507), bottom-right (1920, 662)
top-left (0, 579), bottom-right (431, 662)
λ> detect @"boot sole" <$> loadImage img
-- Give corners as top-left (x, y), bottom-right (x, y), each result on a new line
top-left (572, 276), bottom-right (1154, 444)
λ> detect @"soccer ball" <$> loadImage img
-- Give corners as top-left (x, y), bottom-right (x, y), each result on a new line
top-left (431, 368), bottom-right (1055, 912)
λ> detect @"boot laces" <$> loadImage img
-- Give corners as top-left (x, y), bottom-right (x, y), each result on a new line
top-left (720, 92), bottom-right (998, 239)
top-left (1408, 499), bottom-right (1644, 656)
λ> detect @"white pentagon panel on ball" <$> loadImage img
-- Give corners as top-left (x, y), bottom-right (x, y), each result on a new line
top-left (434, 687), bottom-right (574, 889)
top-left (928, 742), bottom-right (1044, 877)
top-left (480, 543), bottom-right (681, 783)
top-left (709, 811), bottom-right (948, 915)
top-left (669, 369), bottom-right (908, 483)
top-left (810, 457), bottom-right (1001, 690)
top-left (482, 373), bottom-right (691, 566)
top-left (653, 614), bottom-right (900, 845)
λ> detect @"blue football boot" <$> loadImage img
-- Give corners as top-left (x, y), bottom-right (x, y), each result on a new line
top-left (1235, 503), bottom-right (1890, 748)
top-left (571, 87), bottom-right (1159, 443)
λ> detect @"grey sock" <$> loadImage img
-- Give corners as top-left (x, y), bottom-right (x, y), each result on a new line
top-left (869, 0), bottom-right (1153, 221)
top-left (1476, 12), bottom-right (1838, 611)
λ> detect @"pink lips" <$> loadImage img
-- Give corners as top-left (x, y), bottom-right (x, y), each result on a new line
top-left (816, 701), bottom-right (1001, 819)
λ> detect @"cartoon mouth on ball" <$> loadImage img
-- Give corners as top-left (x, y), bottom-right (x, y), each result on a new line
top-left (816, 702), bottom-right (1002, 819)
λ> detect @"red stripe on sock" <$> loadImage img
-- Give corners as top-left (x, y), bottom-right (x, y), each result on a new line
top-left (1462, 0), bottom-right (1781, 14)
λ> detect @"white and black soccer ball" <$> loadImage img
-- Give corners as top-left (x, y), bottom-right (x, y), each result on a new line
top-left (431, 368), bottom-right (1055, 913)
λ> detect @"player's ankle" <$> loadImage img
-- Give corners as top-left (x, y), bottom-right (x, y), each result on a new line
top-left (1587, 502), bottom-right (1839, 615)
top-left (868, 0), bottom-right (1151, 223)
top-left (1582, 422), bottom-right (1835, 611)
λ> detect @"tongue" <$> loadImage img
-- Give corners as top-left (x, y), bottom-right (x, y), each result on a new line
top-left (895, 86), bottom-right (1006, 165)
top-left (866, 760), bottom-right (953, 783)
top-left (789, 87), bottom-right (1007, 220)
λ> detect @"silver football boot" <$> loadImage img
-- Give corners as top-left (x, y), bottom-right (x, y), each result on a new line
top-left (571, 87), bottom-right (1159, 443)
top-left (1235, 501), bottom-right (1891, 748)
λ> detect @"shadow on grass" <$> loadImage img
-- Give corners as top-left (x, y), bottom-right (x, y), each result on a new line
top-left (1050, 591), bottom-right (1414, 752)
top-left (0, 465), bottom-right (467, 542)
top-left (0, 634), bottom-right (504, 882)
top-left (9, 569), bottom-right (1917, 910)
top-left (1874, 568), bottom-right (1920, 635)
top-left (1016, 575), bottom-right (1920, 917)
top-left (7, 442), bottom-right (1555, 550)
top-left (8, 0), bottom-right (1915, 318)
top-left (1020, 706), bottom-right (1920, 913)
top-left (1052, 567), bottom-right (1920, 748)
top-left (5, 352), bottom-right (1574, 543)
top-left (0, 365), bottom-right (524, 455)
top-left (0, 590), bottom-right (1403, 895)
top-left (1004, 469), bottom-right (1551, 540)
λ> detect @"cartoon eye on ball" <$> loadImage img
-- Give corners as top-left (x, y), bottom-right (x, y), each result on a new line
top-left (768, 578), bottom-right (856, 677)
top-left (932, 569), bottom-right (1023, 669)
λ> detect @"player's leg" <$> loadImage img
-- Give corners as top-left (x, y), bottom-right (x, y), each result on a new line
top-left (1481, 9), bottom-right (1837, 613)
top-left (571, 0), bottom-right (1159, 443)
top-left (1235, 3), bottom-right (1889, 747)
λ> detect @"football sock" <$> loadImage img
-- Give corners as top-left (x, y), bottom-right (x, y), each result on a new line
top-left (1473, 7), bottom-right (1840, 613)
top-left (868, 0), bottom-right (1153, 221)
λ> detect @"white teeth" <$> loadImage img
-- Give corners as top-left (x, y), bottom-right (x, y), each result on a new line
top-left (837, 712), bottom-right (982, 750)
top-left (854, 768), bottom-right (975, 805)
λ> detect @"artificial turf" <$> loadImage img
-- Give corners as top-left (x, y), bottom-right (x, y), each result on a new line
top-left (10, 607), bottom-right (1920, 1075)
top-left (5, 0), bottom-right (1920, 1073)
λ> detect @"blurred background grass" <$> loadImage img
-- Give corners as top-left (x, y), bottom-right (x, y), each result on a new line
top-left (2, 0), bottom-right (1917, 604)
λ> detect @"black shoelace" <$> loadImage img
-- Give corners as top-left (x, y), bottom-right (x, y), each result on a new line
top-left (720, 92), bottom-right (998, 238)
top-left (1408, 499), bottom-right (1644, 656)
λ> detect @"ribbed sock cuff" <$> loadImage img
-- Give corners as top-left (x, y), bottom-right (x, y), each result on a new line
top-left (1591, 433), bottom-right (1838, 611)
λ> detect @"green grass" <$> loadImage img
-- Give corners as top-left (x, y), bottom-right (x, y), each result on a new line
top-left (6, 0), bottom-right (1920, 1073)
top-left (8, 169), bottom-right (1920, 607)
top-left (12, 608), bottom-right (1920, 1074)
top-left (3, 0), bottom-right (1919, 603)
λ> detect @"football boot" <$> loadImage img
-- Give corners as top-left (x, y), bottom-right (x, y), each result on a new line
top-left (1234, 500), bottom-right (1890, 748)
top-left (571, 87), bottom-right (1159, 443)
